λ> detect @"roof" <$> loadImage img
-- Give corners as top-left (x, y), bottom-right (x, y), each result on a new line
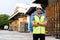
top-left (32, 0), bottom-right (48, 9)
top-left (31, 0), bottom-right (35, 2)
top-left (9, 3), bottom-right (31, 20)
top-left (9, 3), bottom-right (42, 20)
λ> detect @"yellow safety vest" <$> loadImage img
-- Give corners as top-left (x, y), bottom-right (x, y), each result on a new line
top-left (33, 15), bottom-right (45, 34)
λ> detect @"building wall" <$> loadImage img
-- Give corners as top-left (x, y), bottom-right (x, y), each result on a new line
top-left (11, 19), bottom-right (19, 31)
top-left (27, 16), bottom-right (30, 31)
top-left (19, 16), bottom-right (27, 32)
top-left (10, 15), bottom-right (29, 32)
top-left (46, 1), bottom-right (60, 35)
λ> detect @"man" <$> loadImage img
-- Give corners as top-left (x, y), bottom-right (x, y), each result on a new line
top-left (32, 4), bottom-right (47, 40)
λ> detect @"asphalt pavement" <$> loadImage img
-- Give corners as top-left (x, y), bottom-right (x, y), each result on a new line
top-left (0, 30), bottom-right (59, 40)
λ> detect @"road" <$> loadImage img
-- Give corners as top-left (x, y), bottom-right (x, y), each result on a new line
top-left (0, 30), bottom-right (59, 40)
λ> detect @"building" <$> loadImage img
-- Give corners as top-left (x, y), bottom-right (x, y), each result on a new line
top-left (9, 3), bottom-right (31, 32)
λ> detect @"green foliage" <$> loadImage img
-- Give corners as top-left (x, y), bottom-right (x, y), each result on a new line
top-left (0, 14), bottom-right (11, 26)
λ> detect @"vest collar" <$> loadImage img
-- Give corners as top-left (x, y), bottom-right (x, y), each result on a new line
top-left (36, 14), bottom-right (42, 17)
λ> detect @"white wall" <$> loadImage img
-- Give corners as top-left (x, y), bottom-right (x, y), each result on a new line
top-left (27, 15), bottom-right (30, 31)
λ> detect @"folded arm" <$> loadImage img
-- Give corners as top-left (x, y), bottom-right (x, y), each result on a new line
top-left (39, 21), bottom-right (47, 26)
top-left (32, 21), bottom-right (38, 27)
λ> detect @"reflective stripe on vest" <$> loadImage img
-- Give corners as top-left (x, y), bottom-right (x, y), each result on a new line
top-left (33, 15), bottom-right (45, 34)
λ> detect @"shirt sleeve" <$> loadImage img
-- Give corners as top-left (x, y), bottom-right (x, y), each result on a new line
top-left (44, 16), bottom-right (47, 22)
top-left (32, 16), bottom-right (34, 21)
top-left (30, 16), bottom-right (34, 27)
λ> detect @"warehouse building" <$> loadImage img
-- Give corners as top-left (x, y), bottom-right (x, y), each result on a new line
top-left (9, 4), bottom-right (31, 32)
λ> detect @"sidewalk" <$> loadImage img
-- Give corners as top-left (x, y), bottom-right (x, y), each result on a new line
top-left (0, 30), bottom-right (59, 40)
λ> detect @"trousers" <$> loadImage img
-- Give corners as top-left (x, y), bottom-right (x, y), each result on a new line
top-left (33, 34), bottom-right (45, 40)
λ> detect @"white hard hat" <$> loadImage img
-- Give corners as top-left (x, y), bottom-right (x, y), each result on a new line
top-left (36, 4), bottom-right (42, 9)
top-left (30, 3), bottom-right (42, 9)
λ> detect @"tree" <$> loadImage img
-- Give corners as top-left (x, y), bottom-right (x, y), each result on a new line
top-left (0, 14), bottom-right (11, 29)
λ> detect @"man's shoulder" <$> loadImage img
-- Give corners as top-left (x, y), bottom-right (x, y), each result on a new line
top-left (41, 15), bottom-right (46, 17)
top-left (42, 15), bottom-right (45, 17)
top-left (33, 15), bottom-right (36, 17)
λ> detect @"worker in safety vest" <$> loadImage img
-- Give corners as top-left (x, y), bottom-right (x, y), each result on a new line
top-left (32, 4), bottom-right (47, 40)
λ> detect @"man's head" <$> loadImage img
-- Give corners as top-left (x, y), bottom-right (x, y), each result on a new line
top-left (36, 4), bottom-right (42, 15)
top-left (36, 8), bottom-right (42, 14)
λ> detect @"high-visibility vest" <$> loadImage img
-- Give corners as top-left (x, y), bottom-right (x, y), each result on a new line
top-left (33, 15), bottom-right (45, 34)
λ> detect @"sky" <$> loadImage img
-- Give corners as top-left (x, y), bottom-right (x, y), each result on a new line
top-left (0, 0), bottom-right (32, 16)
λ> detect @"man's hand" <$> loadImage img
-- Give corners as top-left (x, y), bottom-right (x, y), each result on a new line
top-left (32, 21), bottom-right (39, 27)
